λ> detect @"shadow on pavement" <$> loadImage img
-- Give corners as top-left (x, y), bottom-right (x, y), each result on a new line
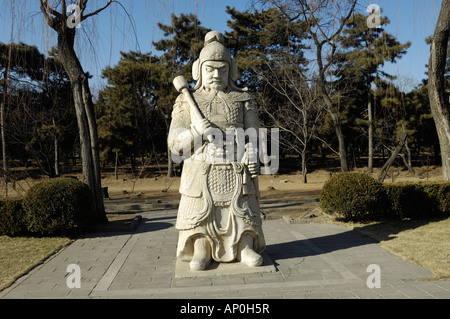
top-left (82, 216), bottom-right (174, 238)
top-left (266, 229), bottom-right (373, 262)
top-left (266, 216), bottom-right (449, 265)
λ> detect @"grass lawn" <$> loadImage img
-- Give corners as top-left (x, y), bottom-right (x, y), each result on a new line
top-left (0, 236), bottom-right (72, 291)
top-left (345, 217), bottom-right (450, 280)
top-left (0, 213), bottom-right (136, 292)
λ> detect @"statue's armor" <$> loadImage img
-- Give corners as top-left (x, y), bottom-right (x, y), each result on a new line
top-left (195, 90), bottom-right (245, 130)
top-left (168, 89), bottom-right (265, 262)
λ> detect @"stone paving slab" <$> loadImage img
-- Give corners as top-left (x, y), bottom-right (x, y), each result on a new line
top-left (1, 209), bottom-right (450, 300)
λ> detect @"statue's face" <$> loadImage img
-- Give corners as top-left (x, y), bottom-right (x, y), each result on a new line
top-left (201, 61), bottom-right (229, 92)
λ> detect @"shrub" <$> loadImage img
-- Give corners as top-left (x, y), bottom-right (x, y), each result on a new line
top-left (384, 182), bottom-right (450, 219)
top-left (422, 183), bottom-right (450, 215)
top-left (320, 173), bottom-right (387, 222)
top-left (23, 177), bottom-right (94, 236)
top-left (0, 197), bottom-right (27, 236)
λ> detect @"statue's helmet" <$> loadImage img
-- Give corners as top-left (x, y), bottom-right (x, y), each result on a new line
top-left (193, 31), bottom-right (238, 90)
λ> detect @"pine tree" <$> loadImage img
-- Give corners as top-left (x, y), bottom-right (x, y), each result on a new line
top-left (152, 13), bottom-right (209, 176)
top-left (96, 51), bottom-right (165, 166)
top-left (153, 13), bottom-right (209, 83)
top-left (336, 13), bottom-right (411, 172)
top-left (1, 43), bottom-right (76, 179)
top-left (404, 83), bottom-right (439, 164)
top-left (96, 14), bottom-right (209, 177)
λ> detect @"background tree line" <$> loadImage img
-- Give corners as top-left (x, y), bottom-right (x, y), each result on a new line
top-left (1, 3), bottom-right (447, 190)
top-left (0, 43), bottom-right (77, 180)
top-left (94, 4), bottom-right (443, 182)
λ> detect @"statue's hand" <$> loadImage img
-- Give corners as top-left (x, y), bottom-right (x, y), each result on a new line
top-left (247, 162), bottom-right (260, 177)
top-left (192, 118), bottom-right (214, 141)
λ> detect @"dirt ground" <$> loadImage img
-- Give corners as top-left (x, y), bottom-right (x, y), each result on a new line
top-left (3, 165), bottom-right (443, 204)
top-left (103, 169), bottom-right (327, 203)
top-left (101, 165), bottom-right (443, 204)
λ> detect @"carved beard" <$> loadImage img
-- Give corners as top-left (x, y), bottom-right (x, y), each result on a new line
top-left (202, 86), bottom-right (218, 100)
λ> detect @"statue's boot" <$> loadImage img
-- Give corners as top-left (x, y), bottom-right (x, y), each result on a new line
top-left (190, 237), bottom-right (211, 271)
top-left (237, 234), bottom-right (263, 267)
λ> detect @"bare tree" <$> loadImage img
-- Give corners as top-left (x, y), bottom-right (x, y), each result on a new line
top-left (1, 6), bottom-right (15, 197)
top-left (259, 0), bottom-right (357, 172)
top-left (258, 58), bottom-right (323, 183)
top-left (39, 0), bottom-right (115, 223)
top-left (377, 131), bottom-right (408, 183)
top-left (428, 0), bottom-right (450, 181)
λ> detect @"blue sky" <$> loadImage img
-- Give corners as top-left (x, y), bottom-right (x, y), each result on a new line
top-left (0, 0), bottom-right (443, 93)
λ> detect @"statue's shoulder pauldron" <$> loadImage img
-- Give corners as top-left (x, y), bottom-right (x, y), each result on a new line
top-left (174, 93), bottom-right (187, 104)
top-left (225, 90), bottom-right (255, 103)
top-left (172, 94), bottom-right (190, 116)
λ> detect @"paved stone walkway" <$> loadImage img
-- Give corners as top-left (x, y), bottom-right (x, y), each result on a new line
top-left (1, 209), bottom-right (450, 299)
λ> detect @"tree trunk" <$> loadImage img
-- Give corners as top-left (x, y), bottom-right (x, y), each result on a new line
top-left (301, 109), bottom-right (308, 183)
top-left (1, 102), bottom-right (7, 197)
top-left (81, 77), bottom-right (105, 220)
top-left (320, 89), bottom-right (349, 172)
top-left (301, 148), bottom-right (307, 183)
top-left (167, 148), bottom-right (173, 177)
top-left (331, 111), bottom-right (349, 172)
top-left (402, 138), bottom-right (415, 175)
top-left (368, 91), bottom-right (374, 173)
top-left (377, 132), bottom-right (408, 183)
top-left (1, 41), bottom-right (13, 197)
top-left (54, 133), bottom-right (60, 177)
top-left (53, 118), bottom-right (60, 176)
top-left (57, 28), bottom-right (106, 223)
top-left (115, 150), bottom-right (119, 180)
top-left (428, 0), bottom-right (450, 181)
top-left (164, 116), bottom-right (173, 178)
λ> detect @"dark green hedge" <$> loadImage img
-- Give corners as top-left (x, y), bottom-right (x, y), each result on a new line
top-left (384, 182), bottom-right (449, 219)
top-left (320, 173), bottom-right (450, 222)
top-left (23, 177), bottom-right (95, 236)
top-left (0, 197), bottom-right (27, 236)
top-left (319, 173), bottom-right (387, 222)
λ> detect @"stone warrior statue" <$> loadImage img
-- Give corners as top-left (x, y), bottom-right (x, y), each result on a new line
top-left (168, 31), bottom-right (266, 271)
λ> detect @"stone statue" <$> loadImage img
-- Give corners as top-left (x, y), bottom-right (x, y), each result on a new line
top-left (168, 31), bottom-right (266, 271)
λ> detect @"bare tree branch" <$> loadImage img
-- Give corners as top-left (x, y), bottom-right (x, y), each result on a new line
top-left (81, 0), bottom-right (113, 21)
top-left (38, 0), bottom-right (58, 28)
top-left (61, 0), bottom-right (67, 19)
top-left (39, 0), bottom-right (62, 18)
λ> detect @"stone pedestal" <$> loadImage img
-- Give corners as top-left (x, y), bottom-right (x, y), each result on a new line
top-left (174, 252), bottom-right (276, 278)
